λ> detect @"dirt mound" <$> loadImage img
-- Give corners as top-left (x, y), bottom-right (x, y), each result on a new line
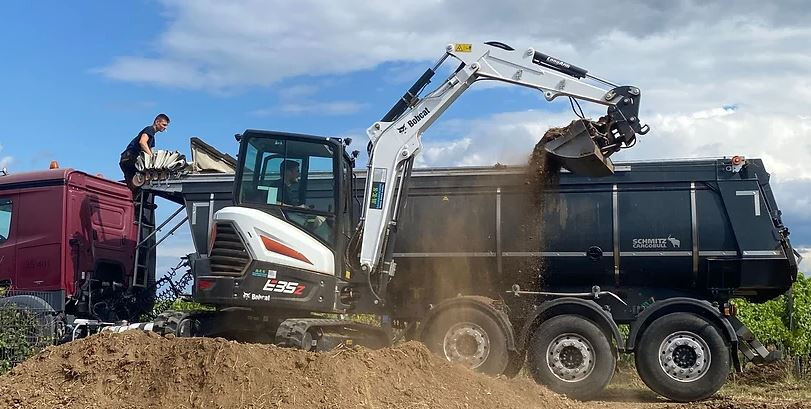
top-left (732, 361), bottom-right (794, 386)
top-left (0, 331), bottom-right (576, 409)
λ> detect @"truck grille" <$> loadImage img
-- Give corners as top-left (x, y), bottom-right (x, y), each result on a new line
top-left (209, 223), bottom-right (250, 276)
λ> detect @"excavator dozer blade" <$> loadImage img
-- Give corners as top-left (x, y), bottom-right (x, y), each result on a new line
top-left (544, 119), bottom-right (615, 177)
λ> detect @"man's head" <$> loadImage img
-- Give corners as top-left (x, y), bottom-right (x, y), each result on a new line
top-left (153, 113), bottom-right (170, 132)
top-left (280, 160), bottom-right (300, 185)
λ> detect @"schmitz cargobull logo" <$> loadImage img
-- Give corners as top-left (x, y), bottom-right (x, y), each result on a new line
top-left (632, 235), bottom-right (681, 249)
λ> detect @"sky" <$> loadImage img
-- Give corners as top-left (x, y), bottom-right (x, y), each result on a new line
top-left (0, 1), bottom-right (808, 274)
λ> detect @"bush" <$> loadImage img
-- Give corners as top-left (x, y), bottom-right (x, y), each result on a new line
top-left (736, 274), bottom-right (811, 356)
top-left (0, 302), bottom-right (47, 374)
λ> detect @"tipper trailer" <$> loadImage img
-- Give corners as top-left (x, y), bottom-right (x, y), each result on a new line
top-left (131, 143), bottom-right (796, 401)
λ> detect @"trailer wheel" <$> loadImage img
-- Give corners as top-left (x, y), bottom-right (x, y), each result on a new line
top-left (422, 307), bottom-right (509, 375)
top-left (527, 315), bottom-right (615, 401)
top-left (634, 312), bottom-right (729, 402)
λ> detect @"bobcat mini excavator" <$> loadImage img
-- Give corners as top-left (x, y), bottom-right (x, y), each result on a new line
top-left (180, 42), bottom-right (648, 360)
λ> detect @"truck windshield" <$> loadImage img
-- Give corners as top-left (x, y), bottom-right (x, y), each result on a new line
top-left (237, 136), bottom-right (337, 244)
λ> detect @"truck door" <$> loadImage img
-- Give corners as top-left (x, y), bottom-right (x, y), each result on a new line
top-left (0, 196), bottom-right (17, 288)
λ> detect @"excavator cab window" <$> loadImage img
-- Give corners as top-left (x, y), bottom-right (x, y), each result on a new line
top-left (236, 133), bottom-right (339, 245)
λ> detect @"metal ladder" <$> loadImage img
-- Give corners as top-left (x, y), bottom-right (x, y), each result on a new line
top-left (131, 189), bottom-right (190, 288)
top-left (132, 191), bottom-right (156, 288)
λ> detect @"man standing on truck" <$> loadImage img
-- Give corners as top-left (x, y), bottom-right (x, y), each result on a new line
top-left (119, 113), bottom-right (170, 191)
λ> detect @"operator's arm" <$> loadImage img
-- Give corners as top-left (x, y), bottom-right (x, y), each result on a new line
top-left (138, 134), bottom-right (153, 156)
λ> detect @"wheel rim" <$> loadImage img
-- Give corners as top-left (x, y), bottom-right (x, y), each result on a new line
top-left (442, 322), bottom-right (491, 369)
top-left (658, 331), bottom-right (711, 382)
top-left (546, 333), bottom-right (595, 382)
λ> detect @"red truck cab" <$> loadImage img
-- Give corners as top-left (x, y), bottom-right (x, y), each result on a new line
top-left (0, 169), bottom-right (150, 321)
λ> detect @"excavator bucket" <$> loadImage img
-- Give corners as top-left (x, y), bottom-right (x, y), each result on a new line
top-left (543, 119), bottom-right (615, 177)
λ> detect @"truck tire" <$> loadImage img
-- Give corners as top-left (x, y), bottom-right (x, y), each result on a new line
top-left (634, 312), bottom-right (729, 402)
top-left (422, 306), bottom-right (509, 376)
top-left (527, 315), bottom-right (615, 401)
top-left (0, 295), bottom-right (57, 348)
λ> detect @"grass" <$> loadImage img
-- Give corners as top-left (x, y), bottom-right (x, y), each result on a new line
top-left (601, 358), bottom-right (811, 404)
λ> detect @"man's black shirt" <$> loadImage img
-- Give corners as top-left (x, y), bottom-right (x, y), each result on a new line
top-left (270, 179), bottom-right (300, 206)
top-left (123, 126), bottom-right (156, 155)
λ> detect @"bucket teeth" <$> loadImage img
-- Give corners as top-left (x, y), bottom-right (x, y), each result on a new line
top-left (543, 119), bottom-right (615, 177)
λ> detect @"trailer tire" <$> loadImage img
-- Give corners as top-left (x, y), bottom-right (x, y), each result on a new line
top-left (527, 315), bottom-right (615, 401)
top-left (422, 306), bottom-right (509, 376)
top-left (635, 312), bottom-right (729, 402)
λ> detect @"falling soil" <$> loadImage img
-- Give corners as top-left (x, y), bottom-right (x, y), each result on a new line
top-left (507, 122), bottom-right (567, 293)
top-left (0, 331), bottom-right (575, 409)
top-left (526, 122), bottom-right (566, 206)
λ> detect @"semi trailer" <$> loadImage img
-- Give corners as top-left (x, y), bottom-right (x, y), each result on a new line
top-left (143, 143), bottom-right (795, 401)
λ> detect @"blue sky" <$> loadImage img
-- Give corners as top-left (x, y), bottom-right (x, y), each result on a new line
top-left (0, 2), bottom-right (561, 176)
top-left (0, 1), bottom-right (808, 273)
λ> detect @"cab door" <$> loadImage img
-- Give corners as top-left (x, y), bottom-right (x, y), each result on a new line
top-left (0, 195), bottom-right (18, 288)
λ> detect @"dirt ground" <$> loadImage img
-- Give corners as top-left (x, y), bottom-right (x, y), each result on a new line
top-left (0, 331), bottom-right (571, 409)
top-left (1, 332), bottom-right (809, 409)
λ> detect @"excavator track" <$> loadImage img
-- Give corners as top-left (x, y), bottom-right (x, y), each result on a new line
top-left (275, 318), bottom-right (391, 352)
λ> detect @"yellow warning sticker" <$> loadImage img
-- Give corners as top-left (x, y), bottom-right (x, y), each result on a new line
top-left (454, 43), bottom-right (472, 53)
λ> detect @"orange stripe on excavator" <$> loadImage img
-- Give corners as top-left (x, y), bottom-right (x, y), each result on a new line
top-left (260, 235), bottom-right (312, 265)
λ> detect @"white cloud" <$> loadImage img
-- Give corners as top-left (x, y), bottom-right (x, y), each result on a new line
top-left (0, 157), bottom-right (11, 170)
top-left (0, 144), bottom-right (12, 170)
top-left (251, 101), bottom-right (366, 117)
top-left (798, 248), bottom-right (810, 275)
top-left (98, 1), bottom-right (811, 256)
top-left (281, 101), bottom-right (365, 116)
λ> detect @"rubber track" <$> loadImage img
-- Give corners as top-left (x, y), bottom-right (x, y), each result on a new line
top-left (275, 318), bottom-right (390, 350)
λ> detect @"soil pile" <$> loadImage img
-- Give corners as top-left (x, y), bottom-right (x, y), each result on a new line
top-left (0, 331), bottom-right (576, 409)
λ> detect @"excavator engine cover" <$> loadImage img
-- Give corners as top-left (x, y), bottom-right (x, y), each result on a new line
top-left (544, 119), bottom-right (615, 177)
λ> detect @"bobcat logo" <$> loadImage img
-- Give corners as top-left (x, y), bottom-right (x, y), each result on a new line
top-left (667, 235), bottom-right (681, 248)
top-left (397, 124), bottom-right (407, 134)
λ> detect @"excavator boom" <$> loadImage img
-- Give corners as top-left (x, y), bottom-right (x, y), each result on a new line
top-left (358, 42), bottom-right (649, 282)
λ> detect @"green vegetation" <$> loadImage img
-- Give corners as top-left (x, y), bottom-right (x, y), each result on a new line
top-left (0, 302), bottom-right (49, 374)
top-left (737, 274), bottom-right (811, 356)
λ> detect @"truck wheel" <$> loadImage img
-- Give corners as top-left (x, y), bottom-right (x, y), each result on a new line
top-left (634, 312), bottom-right (729, 402)
top-left (0, 295), bottom-right (57, 359)
top-left (422, 307), bottom-right (509, 376)
top-left (527, 315), bottom-right (615, 401)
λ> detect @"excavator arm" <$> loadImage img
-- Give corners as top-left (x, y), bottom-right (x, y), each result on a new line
top-left (357, 42), bottom-right (649, 291)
